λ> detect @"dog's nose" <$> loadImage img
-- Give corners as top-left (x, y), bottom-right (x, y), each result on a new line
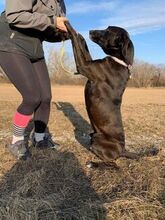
top-left (89, 31), bottom-right (94, 40)
top-left (89, 30), bottom-right (94, 37)
top-left (89, 30), bottom-right (97, 40)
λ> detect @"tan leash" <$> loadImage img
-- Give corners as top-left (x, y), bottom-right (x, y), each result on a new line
top-left (60, 41), bottom-right (76, 74)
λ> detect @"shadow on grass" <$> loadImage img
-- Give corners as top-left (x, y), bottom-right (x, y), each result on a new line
top-left (0, 150), bottom-right (106, 219)
top-left (54, 102), bottom-right (91, 150)
top-left (54, 102), bottom-right (160, 159)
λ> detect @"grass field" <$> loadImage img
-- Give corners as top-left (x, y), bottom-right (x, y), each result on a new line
top-left (0, 84), bottom-right (165, 220)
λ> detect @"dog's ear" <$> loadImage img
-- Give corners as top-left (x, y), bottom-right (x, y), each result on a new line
top-left (121, 37), bottom-right (134, 65)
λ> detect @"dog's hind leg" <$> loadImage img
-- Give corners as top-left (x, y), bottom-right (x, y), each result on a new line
top-left (121, 150), bottom-right (139, 159)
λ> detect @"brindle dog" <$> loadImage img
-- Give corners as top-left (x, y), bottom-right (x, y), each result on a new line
top-left (65, 21), bottom-right (138, 167)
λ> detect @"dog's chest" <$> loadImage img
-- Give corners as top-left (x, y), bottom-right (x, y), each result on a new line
top-left (87, 80), bottom-right (111, 100)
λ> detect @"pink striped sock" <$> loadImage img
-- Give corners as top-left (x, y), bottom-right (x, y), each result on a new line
top-left (12, 111), bottom-right (32, 144)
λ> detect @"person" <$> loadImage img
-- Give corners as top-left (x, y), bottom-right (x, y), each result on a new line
top-left (0, 0), bottom-right (69, 160)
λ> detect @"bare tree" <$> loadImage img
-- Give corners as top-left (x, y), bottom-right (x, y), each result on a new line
top-left (128, 60), bottom-right (165, 87)
top-left (47, 47), bottom-right (86, 85)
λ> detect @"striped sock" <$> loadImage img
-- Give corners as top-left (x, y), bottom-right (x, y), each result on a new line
top-left (12, 111), bottom-right (32, 144)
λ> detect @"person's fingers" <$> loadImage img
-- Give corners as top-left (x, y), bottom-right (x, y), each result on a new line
top-left (62, 17), bottom-right (68, 22)
top-left (59, 24), bottom-right (67, 32)
top-left (56, 17), bottom-right (68, 32)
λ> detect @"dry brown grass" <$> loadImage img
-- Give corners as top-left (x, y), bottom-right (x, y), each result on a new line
top-left (0, 85), bottom-right (164, 220)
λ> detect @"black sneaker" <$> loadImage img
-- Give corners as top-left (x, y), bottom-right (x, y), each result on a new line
top-left (32, 133), bottom-right (60, 149)
top-left (6, 140), bottom-right (30, 160)
top-left (24, 119), bottom-right (35, 145)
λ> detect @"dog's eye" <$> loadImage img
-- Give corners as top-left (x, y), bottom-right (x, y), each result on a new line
top-left (114, 37), bottom-right (122, 46)
top-left (115, 37), bottom-right (120, 43)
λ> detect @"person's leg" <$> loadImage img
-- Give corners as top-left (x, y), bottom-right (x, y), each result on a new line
top-left (0, 52), bottom-right (41, 158)
top-left (32, 59), bottom-right (51, 135)
top-left (31, 59), bottom-right (59, 148)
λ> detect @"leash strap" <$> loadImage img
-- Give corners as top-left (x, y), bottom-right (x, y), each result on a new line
top-left (60, 41), bottom-right (74, 74)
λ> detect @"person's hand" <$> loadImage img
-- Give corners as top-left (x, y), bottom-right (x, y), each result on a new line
top-left (56, 17), bottom-right (68, 32)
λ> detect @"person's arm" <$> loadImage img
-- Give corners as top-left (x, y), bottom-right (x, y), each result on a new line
top-left (5, 0), bottom-right (55, 31)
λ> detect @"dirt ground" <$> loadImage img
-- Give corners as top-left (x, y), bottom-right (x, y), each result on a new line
top-left (0, 83), bottom-right (165, 104)
top-left (0, 84), bottom-right (164, 219)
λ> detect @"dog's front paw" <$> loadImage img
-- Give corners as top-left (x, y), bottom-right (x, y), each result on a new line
top-left (86, 160), bottom-right (120, 170)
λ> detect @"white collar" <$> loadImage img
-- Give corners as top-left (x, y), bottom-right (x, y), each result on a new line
top-left (109, 55), bottom-right (132, 70)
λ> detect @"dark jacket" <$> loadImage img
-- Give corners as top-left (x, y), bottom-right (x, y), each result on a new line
top-left (0, 0), bottom-right (68, 60)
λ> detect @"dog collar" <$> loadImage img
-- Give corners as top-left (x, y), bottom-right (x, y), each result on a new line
top-left (109, 55), bottom-right (132, 70)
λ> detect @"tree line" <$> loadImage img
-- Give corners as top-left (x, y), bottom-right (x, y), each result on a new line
top-left (0, 48), bottom-right (165, 87)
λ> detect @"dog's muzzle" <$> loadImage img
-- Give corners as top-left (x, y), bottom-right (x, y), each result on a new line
top-left (89, 30), bottom-right (102, 42)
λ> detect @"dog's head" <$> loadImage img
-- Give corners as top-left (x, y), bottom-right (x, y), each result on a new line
top-left (89, 26), bottom-right (134, 65)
